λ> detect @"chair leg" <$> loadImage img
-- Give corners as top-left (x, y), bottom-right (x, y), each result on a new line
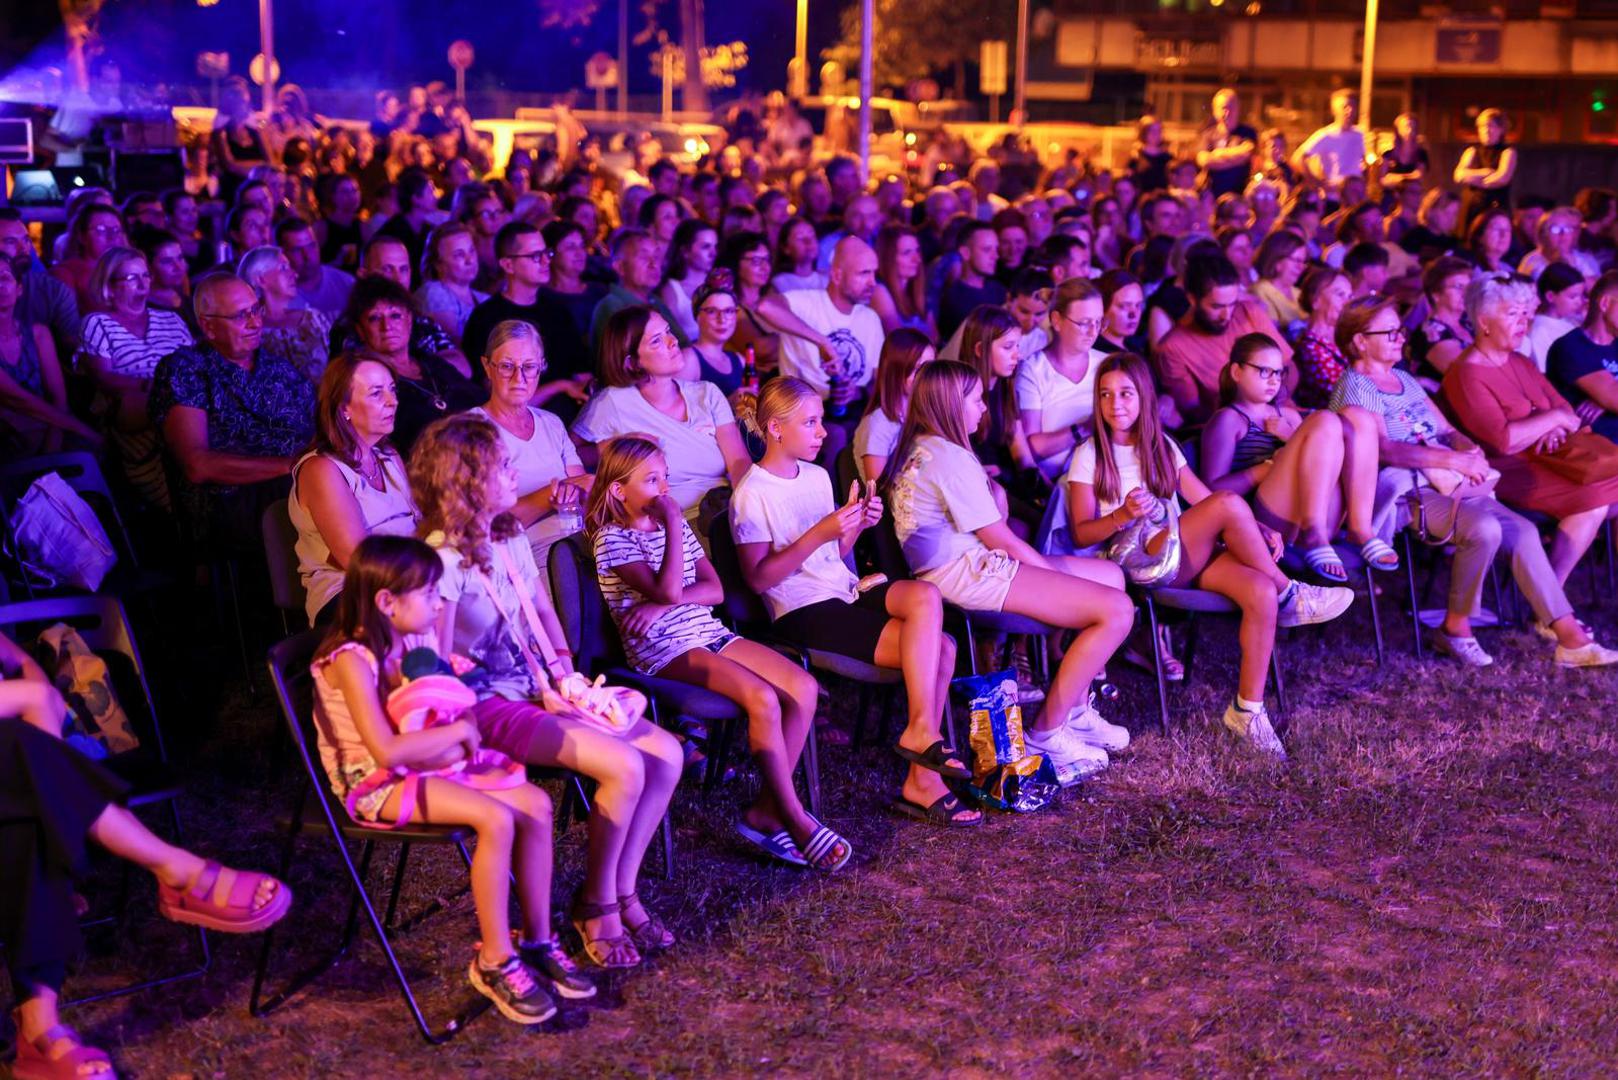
top-left (1403, 532), bottom-right (1425, 660)
top-left (1269, 643), bottom-right (1288, 723)
top-left (222, 559), bottom-right (254, 692)
top-left (383, 844), bottom-right (412, 931)
top-left (659, 811), bottom-right (676, 881)
top-left (851, 684), bottom-right (872, 750)
top-left (1182, 615), bottom-right (1203, 680)
top-left (1145, 595), bottom-right (1170, 734)
top-left (802, 714), bottom-right (823, 819)
top-left (1364, 567), bottom-right (1385, 668)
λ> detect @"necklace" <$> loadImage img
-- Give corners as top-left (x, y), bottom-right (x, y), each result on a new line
top-left (356, 448), bottom-right (385, 489)
top-left (395, 359), bottom-right (447, 411)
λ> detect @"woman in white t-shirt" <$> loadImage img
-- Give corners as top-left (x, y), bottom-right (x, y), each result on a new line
top-left (471, 320), bottom-right (591, 579)
top-left (884, 361), bottom-right (1135, 786)
top-left (732, 378), bottom-right (977, 827)
top-left (572, 306), bottom-right (751, 522)
top-left (853, 328), bottom-right (932, 483)
top-left (1066, 352), bottom-right (1353, 760)
top-left (1016, 277), bottom-right (1105, 481)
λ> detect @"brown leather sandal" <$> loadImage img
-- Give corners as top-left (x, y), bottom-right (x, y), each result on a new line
top-left (568, 894), bottom-right (640, 969)
top-left (618, 892), bottom-right (675, 952)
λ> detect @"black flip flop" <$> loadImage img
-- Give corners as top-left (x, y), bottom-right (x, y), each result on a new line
top-left (893, 739), bottom-right (972, 780)
top-left (891, 792), bottom-right (983, 828)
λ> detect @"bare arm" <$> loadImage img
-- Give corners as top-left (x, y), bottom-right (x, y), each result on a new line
top-left (0, 358), bottom-right (100, 444)
top-left (1575, 371), bottom-right (1618, 413)
top-left (975, 518), bottom-right (1053, 570)
top-left (299, 456), bottom-right (370, 570)
top-left (755, 293), bottom-right (835, 355)
top-left (328, 649), bottom-right (476, 771)
top-left (511, 468), bottom-right (590, 528)
top-left (163, 406), bottom-right (293, 485)
top-left (1020, 406), bottom-right (1088, 477)
top-left (1066, 480), bottom-right (1129, 549)
top-left (715, 422), bottom-right (753, 486)
top-left (869, 283), bottom-right (902, 335)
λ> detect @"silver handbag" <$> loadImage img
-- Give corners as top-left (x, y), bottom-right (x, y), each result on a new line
top-left (1104, 498), bottom-right (1182, 586)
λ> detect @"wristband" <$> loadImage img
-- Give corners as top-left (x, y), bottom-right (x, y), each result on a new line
top-left (1070, 423), bottom-right (1083, 445)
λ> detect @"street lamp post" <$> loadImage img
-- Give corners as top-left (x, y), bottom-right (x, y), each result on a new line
top-left (618, 0), bottom-right (629, 117)
top-left (258, 0), bottom-right (275, 114)
top-left (857, 0), bottom-right (872, 180)
top-left (1013, 0), bottom-right (1028, 127)
top-left (1358, 0), bottom-right (1378, 135)
top-left (793, 0), bottom-right (809, 99)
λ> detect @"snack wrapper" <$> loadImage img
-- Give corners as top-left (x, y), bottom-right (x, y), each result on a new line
top-left (952, 669), bottom-right (1059, 813)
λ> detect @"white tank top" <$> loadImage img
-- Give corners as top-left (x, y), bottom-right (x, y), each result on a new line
top-left (289, 449), bottom-right (420, 623)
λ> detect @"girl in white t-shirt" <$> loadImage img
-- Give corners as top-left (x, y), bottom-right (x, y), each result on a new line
top-left (733, 378), bottom-right (978, 827)
top-left (1016, 277), bottom-right (1106, 481)
top-left (853, 327), bottom-right (932, 484)
top-left (1066, 352), bottom-right (1354, 759)
top-left (884, 361), bottom-right (1135, 786)
top-left (585, 435), bottom-right (853, 873)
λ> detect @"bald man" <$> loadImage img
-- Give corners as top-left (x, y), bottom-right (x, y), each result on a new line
top-left (777, 236), bottom-right (885, 465)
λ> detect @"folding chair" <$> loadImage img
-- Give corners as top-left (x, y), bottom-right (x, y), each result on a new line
top-left (706, 512), bottom-right (950, 752)
top-left (547, 533), bottom-right (821, 819)
top-left (0, 595), bottom-right (208, 1004)
top-left (250, 630), bottom-right (492, 1044)
top-left (261, 500), bottom-right (307, 635)
top-left (1138, 585), bottom-right (1288, 734)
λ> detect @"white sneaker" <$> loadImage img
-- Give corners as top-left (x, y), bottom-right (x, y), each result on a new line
top-left (1534, 618), bottom-right (1594, 643)
top-left (1064, 700), bottom-right (1130, 752)
top-left (1277, 580), bottom-right (1355, 628)
top-left (1428, 628), bottom-right (1494, 667)
top-left (1555, 641), bottom-right (1618, 669)
top-left (1023, 723), bottom-right (1109, 786)
top-left (1221, 700), bottom-right (1287, 759)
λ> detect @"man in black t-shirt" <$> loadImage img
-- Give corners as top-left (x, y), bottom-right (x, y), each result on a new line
top-left (939, 221), bottom-right (1008, 342)
top-left (1196, 89), bottom-right (1258, 199)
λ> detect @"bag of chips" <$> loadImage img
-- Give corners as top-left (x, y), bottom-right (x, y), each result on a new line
top-left (952, 669), bottom-right (1058, 813)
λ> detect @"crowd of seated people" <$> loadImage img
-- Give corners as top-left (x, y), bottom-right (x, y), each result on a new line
top-left (11, 81), bottom-right (1618, 1066)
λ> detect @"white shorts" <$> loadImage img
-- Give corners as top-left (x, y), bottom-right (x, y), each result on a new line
top-left (918, 547), bottom-right (1021, 613)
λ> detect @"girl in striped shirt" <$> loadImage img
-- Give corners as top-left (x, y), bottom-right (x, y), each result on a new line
top-left (587, 436), bottom-right (851, 872)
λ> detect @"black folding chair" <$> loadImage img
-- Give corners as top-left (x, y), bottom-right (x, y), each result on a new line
top-left (261, 500), bottom-right (307, 635)
top-left (547, 532), bottom-right (821, 819)
top-left (706, 511), bottom-right (951, 752)
top-left (0, 595), bottom-right (208, 1004)
top-left (1138, 585), bottom-right (1289, 734)
top-left (249, 631), bottom-right (490, 1044)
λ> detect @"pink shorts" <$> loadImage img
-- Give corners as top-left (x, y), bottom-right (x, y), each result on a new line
top-left (472, 696), bottom-right (562, 763)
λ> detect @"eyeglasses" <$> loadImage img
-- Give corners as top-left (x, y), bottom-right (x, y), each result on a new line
top-left (1055, 311), bottom-right (1102, 332)
top-left (203, 301), bottom-right (266, 325)
top-left (493, 361), bottom-right (542, 381)
top-left (1361, 326), bottom-right (1406, 341)
top-left (698, 305), bottom-right (737, 319)
top-left (506, 248), bottom-right (553, 263)
top-left (742, 254), bottom-right (771, 265)
top-left (364, 309), bottom-right (410, 326)
top-left (1239, 361), bottom-right (1285, 380)
top-left (114, 272), bottom-right (152, 285)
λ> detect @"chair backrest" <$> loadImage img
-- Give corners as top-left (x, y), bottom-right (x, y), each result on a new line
top-left (262, 500), bottom-right (307, 622)
top-left (0, 452), bottom-right (139, 569)
top-left (705, 511), bottom-right (771, 635)
top-left (267, 628), bottom-right (385, 831)
top-left (546, 532), bottom-right (626, 677)
top-left (834, 444), bottom-right (860, 496)
top-left (0, 594), bottom-right (164, 761)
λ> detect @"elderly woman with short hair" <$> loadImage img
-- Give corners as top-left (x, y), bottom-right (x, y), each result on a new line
top-left (1440, 274), bottom-right (1618, 587)
top-left (1329, 294), bottom-right (1617, 669)
top-left (238, 245), bottom-right (331, 383)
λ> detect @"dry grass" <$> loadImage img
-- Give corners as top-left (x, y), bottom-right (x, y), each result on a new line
top-left (21, 582), bottom-right (1618, 1079)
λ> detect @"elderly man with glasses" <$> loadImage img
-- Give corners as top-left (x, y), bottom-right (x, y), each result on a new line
top-left (148, 271), bottom-right (316, 551)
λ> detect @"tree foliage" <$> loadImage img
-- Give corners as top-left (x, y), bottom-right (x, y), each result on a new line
top-left (827, 0), bottom-right (1011, 90)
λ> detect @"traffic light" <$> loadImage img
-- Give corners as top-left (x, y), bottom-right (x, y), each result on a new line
top-left (1595, 89), bottom-right (1608, 114)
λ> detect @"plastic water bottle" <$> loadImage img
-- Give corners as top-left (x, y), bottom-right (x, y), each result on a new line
top-left (742, 346), bottom-right (758, 394)
top-left (556, 502), bottom-right (583, 535)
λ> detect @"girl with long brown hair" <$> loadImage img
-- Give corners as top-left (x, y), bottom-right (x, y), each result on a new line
top-left (410, 415), bottom-right (683, 971)
top-left (853, 327), bottom-right (933, 483)
top-left (1066, 353), bottom-right (1354, 759)
top-left (884, 361), bottom-right (1135, 787)
top-left (870, 224), bottom-right (935, 339)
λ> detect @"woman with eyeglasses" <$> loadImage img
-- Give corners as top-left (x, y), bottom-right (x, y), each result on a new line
top-left (1329, 295), bottom-right (1617, 669)
top-left (1201, 332), bottom-right (1390, 583)
top-left (53, 204), bottom-right (127, 312)
top-left (1252, 231), bottom-right (1310, 334)
top-left (238, 245), bottom-right (331, 384)
top-left (678, 274), bottom-right (747, 397)
top-left (1016, 277), bottom-right (1108, 483)
top-left (1294, 266), bottom-right (1353, 408)
top-left (76, 247), bottom-right (192, 502)
top-left (1517, 207), bottom-right (1600, 284)
top-left (342, 276), bottom-right (482, 454)
top-left (469, 320), bottom-right (592, 585)
top-left (289, 352), bottom-right (421, 625)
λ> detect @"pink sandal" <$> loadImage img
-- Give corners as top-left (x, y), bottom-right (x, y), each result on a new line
top-left (157, 861), bottom-right (292, 933)
top-left (9, 1015), bottom-right (117, 1080)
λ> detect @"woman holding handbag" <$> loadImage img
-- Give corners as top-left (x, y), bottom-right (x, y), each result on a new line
top-left (1329, 296), bottom-right (1618, 668)
top-left (1441, 275), bottom-right (1618, 586)
top-left (408, 414), bottom-right (683, 972)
